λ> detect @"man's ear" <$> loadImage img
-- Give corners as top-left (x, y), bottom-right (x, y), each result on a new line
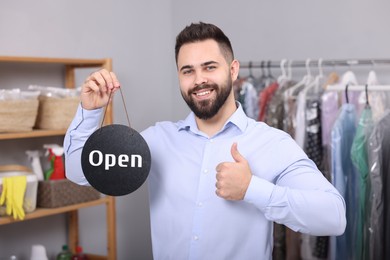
top-left (230, 60), bottom-right (240, 81)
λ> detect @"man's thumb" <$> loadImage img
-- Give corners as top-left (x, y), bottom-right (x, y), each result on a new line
top-left (231, 142), bottom-right (244, 162)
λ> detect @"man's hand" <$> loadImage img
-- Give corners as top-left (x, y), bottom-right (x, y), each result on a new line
top-left (81, 69), bottom-right (121, 110)
top-left (215, 143), bottom-right (252, 200)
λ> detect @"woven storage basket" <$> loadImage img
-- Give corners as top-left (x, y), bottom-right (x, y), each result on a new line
top-left (35, 96), bottom-right (79, 130)
top-left (0, 99), bottom-right (39, 132)
top-left (37, 179), bottom-right (100, 208)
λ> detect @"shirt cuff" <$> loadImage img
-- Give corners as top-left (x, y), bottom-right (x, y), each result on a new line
top-left (243, 175), bottom-right (275, 210)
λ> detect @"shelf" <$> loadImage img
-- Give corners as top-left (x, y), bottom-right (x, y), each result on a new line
top-left (0, 129), bottom-right (67, 140)
top-left (0, 56), bottom-right (108, 67)
top-left (0, 56), bottom-right (116, 259)
top-left (0, 197), bottom-right (110, 225)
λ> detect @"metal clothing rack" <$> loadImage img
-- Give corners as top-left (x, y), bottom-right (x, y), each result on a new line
top-left (240, 59), bottom-right (390, 91)
top-left (326, 84), bottom-right (390, 91)
top-left (239, 59), bottom-right (390, 69)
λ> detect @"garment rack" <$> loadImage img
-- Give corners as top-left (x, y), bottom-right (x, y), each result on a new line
top-left (239, 59), bottom-right (390, 69)
top-left (326, 84), bottom-right (390, 91)
top-left (240, 58), bottom-right (390, 91)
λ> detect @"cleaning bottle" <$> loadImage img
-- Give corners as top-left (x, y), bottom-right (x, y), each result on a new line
top-left (43, 144), bottom-right (65, 180)
top-left (56, 245), bottom-right (72, 260)
top-left (26, 150), bottom-right (44, 181)
top-left (71, 246), bottom-right (88, 260)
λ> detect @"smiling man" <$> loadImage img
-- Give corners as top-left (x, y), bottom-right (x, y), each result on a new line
top-left (64, 22), bottom-right (346, 259)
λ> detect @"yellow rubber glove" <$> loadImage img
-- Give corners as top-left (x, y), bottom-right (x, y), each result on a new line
top-left (0, 176), bottom-right (27, 220)
top-left (0, 178), bottom-right (7, 205)
top-left (12, 176), bottom-right (27, 220)
top-left (4, 178), bottom-right (13, 216)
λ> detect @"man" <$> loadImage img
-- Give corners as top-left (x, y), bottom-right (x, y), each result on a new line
top-left (64, 22), bottom-right (346, 259)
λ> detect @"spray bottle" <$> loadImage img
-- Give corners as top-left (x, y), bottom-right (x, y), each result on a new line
top-left (43, 144), bottom-right (65, 180)
top-left (26, 150), bottom-right (44, 181)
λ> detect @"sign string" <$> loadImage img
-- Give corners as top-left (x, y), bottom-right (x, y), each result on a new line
top-left (100, 87), bottom-right (132, 129)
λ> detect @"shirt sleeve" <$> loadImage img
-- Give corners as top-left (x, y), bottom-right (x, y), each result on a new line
top-left (63, 104), bottom-right (103, 185)
top-left (243, 136), bottom-right (346, 236)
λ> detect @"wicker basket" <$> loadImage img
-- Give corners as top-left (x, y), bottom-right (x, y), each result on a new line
top-left (0, 99), bottom-right (39, 132)
top-left (37, 179), bottom-right (100, 208)
top-left (35, 96), bottom-right (80, 130)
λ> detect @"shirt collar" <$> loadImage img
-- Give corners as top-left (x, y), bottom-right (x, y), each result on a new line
top-left (178, 102), bottom-right (248, 134)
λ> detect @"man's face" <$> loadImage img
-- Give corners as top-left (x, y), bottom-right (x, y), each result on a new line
top-left (177, 39), bottom-right (234, 120)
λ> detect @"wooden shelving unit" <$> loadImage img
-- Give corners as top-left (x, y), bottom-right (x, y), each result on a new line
top-left (0, 56), bottom-right (116, 260)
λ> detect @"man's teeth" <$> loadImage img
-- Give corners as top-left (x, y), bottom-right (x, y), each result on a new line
top-left (196, 90), bottom-right (211, 96)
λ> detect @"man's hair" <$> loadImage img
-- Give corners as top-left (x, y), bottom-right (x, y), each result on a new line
top-left (175, 22), bottom-right (234, 64)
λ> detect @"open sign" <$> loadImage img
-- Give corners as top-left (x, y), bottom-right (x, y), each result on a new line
top-left (81, 124), bottom-right (151, 196)
top-left (88, 150), bottom-right (143, 170)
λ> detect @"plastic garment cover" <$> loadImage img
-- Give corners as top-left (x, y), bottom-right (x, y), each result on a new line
top-left (367, 109), bottom-right (390, 260)
top-left (330, 103), bottom-right (357, 260)
top-left (235, 80), bottom-right (258, 120)
top-left (265, 80), bottom-right (295, 130)
top-left (321, 91), bottom-right (340, 147)
top-left (357, 91), bottom-right (390, 123)
top-left (350, 107), bottom-right (374, 260)
top-left (302, 88), bottom-right (329, 260)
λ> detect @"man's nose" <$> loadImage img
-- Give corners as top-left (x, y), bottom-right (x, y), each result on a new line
top-left (194, 71), bottom-right (208, 86)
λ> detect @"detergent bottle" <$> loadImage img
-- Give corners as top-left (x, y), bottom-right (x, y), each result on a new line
top-left (56, 245), bottom-right (72, 260)
top-left (43, 144), bottom-right (65, 180)
top-left (26, 150), bottom-right (44, 181)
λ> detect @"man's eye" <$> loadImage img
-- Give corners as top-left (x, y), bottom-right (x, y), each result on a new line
top-left (206, 66), bottom-right (216, 71)
top-left (183, 69), bottom-right (193, 75)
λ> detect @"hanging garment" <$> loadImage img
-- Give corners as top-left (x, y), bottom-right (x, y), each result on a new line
top-left (367, 109), bottom-right (390, 260)
top-left (305, 97), bottom-right (329, 260)
top-left (265, 80), bottom-right (296, 130)
top-left (283, 77), bottom-right (311, 138)
top-left (350, 106), bottom-right (374, 260)
top-left (330, 103), bottom-right (357, 260)
top-left (320, 73), bottom-right (340, 187)
top-left (257, 81), bottom-right (279, 122)
top-left (273, 222), bottom-right (286, 260)
top-left (305, 88), bottom-right (324, 172)
top-left (234, 78), bottom-right (258, 119)
top-left (295, 87), bottom-right (308, 148)
top-left (358, 91), bottom-right (390, 123)
top-left (241, 81), bottom-right (258, 119)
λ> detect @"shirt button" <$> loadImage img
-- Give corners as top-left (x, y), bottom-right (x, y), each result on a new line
top-left (193, 235), bottom-right (199, 241)
top-left (210, 139), bottom-right (214, 143)
top-left (203, 169), bottom-right (208, 174)
top-left (197, 202), bottom-right (203, 207)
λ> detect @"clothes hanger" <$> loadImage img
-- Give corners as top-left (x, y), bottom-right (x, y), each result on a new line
top-left (364, 84), bottom-right (370, 108)
top-left (266, 60), bottom-right (275, 81)
top-left (285, 58), bottom-right (314, 97)
top-left (247, 61), bottom-right (256, 83)
top-left (304, 58), bottom-right (324, 97)
top-left (341, 69), bottom-right (358, 86)
top-left (366, 61), bottom-right (379, 85)
top-left (287, 59), bottom-right (293, 81)
top-left (277, 59), bottom-right (288, 84)
top-left (345, 84), bottom-right (350, 104)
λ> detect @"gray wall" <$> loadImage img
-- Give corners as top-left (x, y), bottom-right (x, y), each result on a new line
top-left (1, 0), bottom-right (390, 259)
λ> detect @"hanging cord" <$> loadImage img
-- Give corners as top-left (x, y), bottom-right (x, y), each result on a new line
top-left (100, 87), bottom-right (132, 128)
top-left (345, 84), bottom-right (349, 104)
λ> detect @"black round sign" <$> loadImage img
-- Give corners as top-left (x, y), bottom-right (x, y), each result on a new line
top-left (81, 124), bottom-right (151, 196)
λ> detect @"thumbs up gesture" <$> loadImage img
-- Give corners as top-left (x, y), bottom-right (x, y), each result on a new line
top-left (215, 143), bottom-right (252, 200)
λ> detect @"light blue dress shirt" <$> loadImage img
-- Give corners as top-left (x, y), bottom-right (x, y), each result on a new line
top-left (64, 103), bottom-right (346, 260)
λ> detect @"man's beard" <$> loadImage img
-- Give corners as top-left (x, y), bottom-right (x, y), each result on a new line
top-left (181, 78), bottom-right (232, 120)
